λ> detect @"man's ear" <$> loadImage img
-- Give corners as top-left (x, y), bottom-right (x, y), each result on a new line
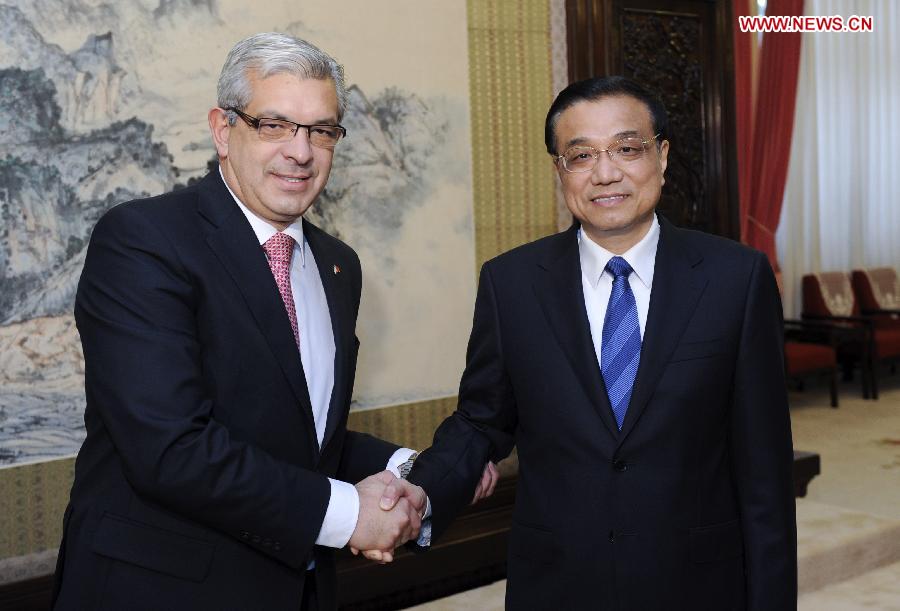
top-left (657, 139), bottom-right (669, 185)
top-left (551, 156), bottom-right (564, 180)
top-left (208, 107), bottom-right (231, 159)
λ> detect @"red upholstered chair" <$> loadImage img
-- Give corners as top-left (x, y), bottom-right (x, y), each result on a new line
top-left (851, 267), bottom-right (900, 330)
top-left (784, 320), bottom-right (840, 407)
top-left (803, 272), bottom-right (900, 400)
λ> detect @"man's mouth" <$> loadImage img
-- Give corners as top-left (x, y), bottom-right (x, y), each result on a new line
top-left (273, 173), bottom-right (311, 183)
top-left (590, 193), bottom-right (629, 205)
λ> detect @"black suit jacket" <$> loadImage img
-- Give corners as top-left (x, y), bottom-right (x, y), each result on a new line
top-left (410, 216), bottom-right (797, 610)
top-left (52, 172), bottom-right (398, 610)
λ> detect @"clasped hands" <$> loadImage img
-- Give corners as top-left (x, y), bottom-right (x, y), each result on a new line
top-left (348, 462), bottom-right (499, 563)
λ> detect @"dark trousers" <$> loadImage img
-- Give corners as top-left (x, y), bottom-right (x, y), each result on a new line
top-left (301, 569), bottom-right (318, 611)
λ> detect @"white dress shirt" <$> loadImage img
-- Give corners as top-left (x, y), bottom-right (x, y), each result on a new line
top-left (220, 170), bottom-right (416, 548)
top-left (579, 214), bottom-right (660, 361)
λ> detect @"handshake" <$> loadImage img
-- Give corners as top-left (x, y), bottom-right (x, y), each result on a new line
top-left (348, 462), bottom-right (499, 563)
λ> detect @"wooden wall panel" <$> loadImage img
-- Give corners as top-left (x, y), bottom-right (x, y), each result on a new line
top-left (565, 0), bottom-right (739, 239)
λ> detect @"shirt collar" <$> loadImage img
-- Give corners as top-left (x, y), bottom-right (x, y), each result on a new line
top-left (219, 166), bottom-right (306, 267)
top-left (578, 213), bottom-right (660, 290)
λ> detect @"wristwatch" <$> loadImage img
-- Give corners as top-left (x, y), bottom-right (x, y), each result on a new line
top-left (398, 452), bottom-right (418, 480)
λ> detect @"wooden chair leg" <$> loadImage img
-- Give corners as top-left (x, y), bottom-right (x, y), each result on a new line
top-left (860, 361), bottom-right (870, 399)
top-left (870, 358), bottom-right (879, 400)
top-left (829, 368), bottom-right (839, 408)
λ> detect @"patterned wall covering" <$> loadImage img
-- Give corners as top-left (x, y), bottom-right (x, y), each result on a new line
top-left (0, 0), bottom-right (561, 575)
top-left (468, 0), bottom-right (559, 265)
top-left (0, 459), bottom-right (73, 583)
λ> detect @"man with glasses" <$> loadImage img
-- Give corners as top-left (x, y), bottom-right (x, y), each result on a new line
top-left (52, 33), bottom-right (435, 611)
top-left (406, 76), bottom-right (797, 609)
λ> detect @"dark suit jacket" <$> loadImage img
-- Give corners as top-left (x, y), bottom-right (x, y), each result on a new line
top-left (52, 172), bottom-right (398, 610)
top-left (409, 216), bottom-right (797, 611)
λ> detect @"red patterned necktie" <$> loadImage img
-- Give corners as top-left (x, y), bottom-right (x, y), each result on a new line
top-left (262, 232), bottom-right (299, 348)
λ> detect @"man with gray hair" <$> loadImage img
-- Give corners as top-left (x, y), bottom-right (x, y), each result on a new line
top-left (51, 32), bottom-right (440, 610)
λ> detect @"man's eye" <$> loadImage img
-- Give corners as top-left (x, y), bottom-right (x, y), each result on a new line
top-left (310, 126), bottom-right (336, 135)
top-left (614, 139), bottom-right (645, 157)
top-left (260, 121), bottom-right (289, 132)
top-left (566, 151), bottom-right (594, 163)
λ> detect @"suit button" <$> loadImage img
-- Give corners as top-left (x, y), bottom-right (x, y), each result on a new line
top-left (263, 538), bottom-right (272, 547)
top-left (240, 531), bottom-right (250, 540)
top-left (274, 541), bottom-right (282, 551)
top-left (608, 530), bottom-right (616, 543)
top-left (613, 459), bottom-right (627, 472)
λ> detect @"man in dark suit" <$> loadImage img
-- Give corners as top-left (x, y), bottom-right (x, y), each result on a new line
top-left (407, 77), bottom-right (797, 609)
top-left (52, 33), bottom-right (428, 610)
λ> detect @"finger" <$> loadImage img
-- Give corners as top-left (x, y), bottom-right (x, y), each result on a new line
top-left (485, 462), bottom-right (499, 497)
top-left (375, 470), bottom-right (397, 485)
top-left (351, 547), bottom-right (359, 556)
top-left (362, 549), bottom-right (383, 561)
top-left (471, 462), bottom-right (492, 503)
top-left (401, 481), bottom-right (427, 514)
top-left (395, 498), bottom-right (416, 543)
top-left (471, 479), bottom-right (485, 504)
top-left (380, 550), bottom-right (394, 563)
top-left (390, 498), bottom-right (420, 546)
top-left (409, 504), bottom-right (422, 537)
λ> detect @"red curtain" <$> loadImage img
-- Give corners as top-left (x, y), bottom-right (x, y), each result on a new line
top-left (737, 0), bottom-right (804, 272)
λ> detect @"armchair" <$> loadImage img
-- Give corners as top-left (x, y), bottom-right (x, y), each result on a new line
top-left (851, 267), bottom-right (900, 330)
top-left (803, 271), bottom-right (900, 400)
top-left (784, 319), bottom-right (840, 407)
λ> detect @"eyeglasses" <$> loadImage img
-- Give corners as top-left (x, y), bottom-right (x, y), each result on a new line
top-left (226, 108), bottom-right (347, 148)
top-left (555, 134), bottom-right (660, 173)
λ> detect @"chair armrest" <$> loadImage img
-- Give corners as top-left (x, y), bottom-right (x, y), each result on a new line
top-left (785, 320), bottom-right (843, 346)
top-left (862, 308), bottom-right (900, 317)
top-left (801, 313), bottom-right (874, 329)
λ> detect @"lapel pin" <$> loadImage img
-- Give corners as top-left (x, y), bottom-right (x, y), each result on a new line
top-left (333, 264), bottom-right (341, 275)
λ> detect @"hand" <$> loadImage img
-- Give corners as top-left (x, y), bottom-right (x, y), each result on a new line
top-left (348, 471), bottom-right (422, 563)
top-left (350, 475), bottom-right (427, 563)
top-left (471, 461), bottom-right (499, 504)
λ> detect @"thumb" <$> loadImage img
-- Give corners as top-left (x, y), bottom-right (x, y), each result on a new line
top-left (380, 480), bottom-right (401, 510)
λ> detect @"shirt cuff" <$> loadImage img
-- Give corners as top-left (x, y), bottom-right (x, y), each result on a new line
top-left (315, 478), bottom-right (360, 548)
top-left (387, 447), bottom-right (431, 519)
top-left (417, 519), bottom-right (433, 547)
top-left (386, 447), bottom-right (418, 477)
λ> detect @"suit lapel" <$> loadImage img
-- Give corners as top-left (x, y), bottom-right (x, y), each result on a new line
top-left (196, 173), bottom-right (319, 453)
top-left (303, 220), bottom-right (357, 451)
top-left (617, 216), bottom-right (707, 442)
top-left (533, 227), bottom-right (620, 439)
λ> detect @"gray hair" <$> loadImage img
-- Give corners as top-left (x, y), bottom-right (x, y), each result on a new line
top-left (217, 32), bottom-right (348, 122)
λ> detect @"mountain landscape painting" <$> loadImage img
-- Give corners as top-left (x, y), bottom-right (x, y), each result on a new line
top-left (0, 0), bottom-right (476, 465)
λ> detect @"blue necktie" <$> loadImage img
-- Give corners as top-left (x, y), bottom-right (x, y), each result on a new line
top-left (601, 257), bottom-right (641, 430)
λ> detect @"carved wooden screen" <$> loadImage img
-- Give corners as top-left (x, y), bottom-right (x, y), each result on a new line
top-left (565, 0), bottom-right (739, 239)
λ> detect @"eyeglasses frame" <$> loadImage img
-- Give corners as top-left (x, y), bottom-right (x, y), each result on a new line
top-left (225, 107), bottom-right (347, 148)
top-left (554, 133), bottom-right (662, 173)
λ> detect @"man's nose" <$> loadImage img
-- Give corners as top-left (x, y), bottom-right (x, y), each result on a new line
top-left (282, 128), bottom-right (314, 164)
top-left (590, 151), bottom-right (624, 184)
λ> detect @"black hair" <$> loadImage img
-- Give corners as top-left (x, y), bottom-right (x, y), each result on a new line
top-left (544, 75), bottom-right (668, 155)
